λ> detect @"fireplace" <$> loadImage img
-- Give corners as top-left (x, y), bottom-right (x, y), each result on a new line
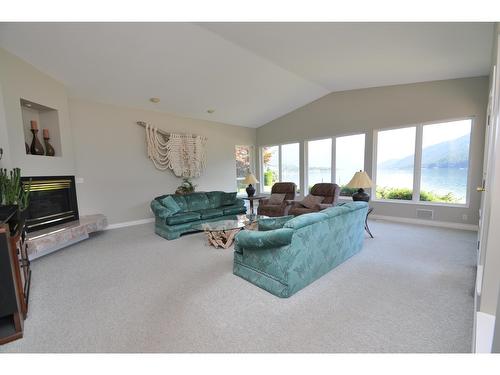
top-left (21, 176), bottom-right (79, 232)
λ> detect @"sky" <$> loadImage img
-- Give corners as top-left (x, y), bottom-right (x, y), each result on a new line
top-left (377, 119), bottom-right (472, 163)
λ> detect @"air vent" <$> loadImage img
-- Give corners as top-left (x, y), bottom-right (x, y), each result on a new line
top-left (416, 209), bottom-right (434, 220)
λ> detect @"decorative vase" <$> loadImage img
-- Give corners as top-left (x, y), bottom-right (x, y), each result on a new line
top-left (43, 129), bottom-right (55, 156)
top-left (246, 184), bottom-right (256, 197)
top-left (29, 121), bottom-right (45, 155)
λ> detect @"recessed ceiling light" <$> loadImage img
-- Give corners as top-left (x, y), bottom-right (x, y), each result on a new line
top-left (150, 97), bottom-right (160, 103)
top-left (25, 103), bottom-right (32, 107)
top-left (207, 109), bottom-right (215, 114)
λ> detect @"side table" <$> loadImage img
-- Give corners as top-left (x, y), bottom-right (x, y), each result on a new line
top-left (365, 207), bottom-right (374, 238)
top-left (242, 196), bottom-right (265, 215)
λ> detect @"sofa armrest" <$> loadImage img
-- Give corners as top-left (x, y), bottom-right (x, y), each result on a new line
top-left (234, 197), bottom-right (245, 206)
top-left (235, 228), bottom-right (294, 250)
top-left (150, 200), bottom-right (174, 219)
top-left (259, 198), bottom-right (270, 206)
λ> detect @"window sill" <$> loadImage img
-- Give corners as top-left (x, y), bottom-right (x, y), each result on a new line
top-left (371, 198), bottom-right (469, 209)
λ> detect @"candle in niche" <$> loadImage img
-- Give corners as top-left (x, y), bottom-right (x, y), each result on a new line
top-left (29, 121), bottom-right (44, 155)
top-left (43, 128), bottom-right (55, 156)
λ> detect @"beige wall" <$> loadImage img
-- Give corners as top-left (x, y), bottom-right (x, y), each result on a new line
top-left (0, 47), bottom-right (256, 225)
top-left (0, 48), bottom-right (76, 175)
top-left (257, 77), bottom-right (489, 226)
top-left (69, 98), bottom-right (256, 224)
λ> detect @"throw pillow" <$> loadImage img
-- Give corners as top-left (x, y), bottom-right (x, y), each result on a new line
top-left (222, 192), bottom-right (237, 206)
top-left (300, 194), bottom-right (324, 209)
top-left (268, 193), bottom-right (286, 205)
top-left (258, 215), bottom-right (294, 231)
top-left (160, 195), bottom-right (182, 215)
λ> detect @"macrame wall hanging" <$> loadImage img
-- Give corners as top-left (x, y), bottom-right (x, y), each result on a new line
top-left (139, 121), bottom-right (207, 178)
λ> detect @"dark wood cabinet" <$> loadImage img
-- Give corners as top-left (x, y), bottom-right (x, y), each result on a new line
top-left (0, 206), bottom-right (31, 345)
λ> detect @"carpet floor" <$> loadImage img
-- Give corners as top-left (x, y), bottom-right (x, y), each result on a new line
top-left (0, 219), bottom-right (476, 353)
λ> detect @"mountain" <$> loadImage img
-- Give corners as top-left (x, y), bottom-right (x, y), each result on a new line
top-left (379, 134), bottom-right (470, 169)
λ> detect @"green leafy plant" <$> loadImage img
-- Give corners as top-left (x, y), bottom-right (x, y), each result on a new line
top-left (175, 177), bottom-right (196, 195)
top-left (376, 186), bottom-right (458, 203)
top-left (0, 168), bottom-right (31, 210)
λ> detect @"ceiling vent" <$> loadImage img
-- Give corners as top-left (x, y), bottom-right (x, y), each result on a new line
top-left (416, 209), bottom-right (434, 220)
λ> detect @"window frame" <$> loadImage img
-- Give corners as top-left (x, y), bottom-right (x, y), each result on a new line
top-left (372, 117), bottom-right (474, 208)
top-left (235, 145), bottom-right (255, 195)
top-left (304, 132), bottom-right (367, 196)
top-left (259, 142), bottom-right (301, 194)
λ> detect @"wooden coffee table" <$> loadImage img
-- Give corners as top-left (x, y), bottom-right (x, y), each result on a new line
top-left (193, 214), bottom-right (268, 249)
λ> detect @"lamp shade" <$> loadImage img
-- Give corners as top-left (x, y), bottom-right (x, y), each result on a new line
top-left (243, 173), bottom-right (259, 185)
top-left (345, 171), bottom-right (372, 189)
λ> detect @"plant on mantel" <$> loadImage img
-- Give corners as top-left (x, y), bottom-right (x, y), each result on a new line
top-left (0, 168), bottom-right (31, 211)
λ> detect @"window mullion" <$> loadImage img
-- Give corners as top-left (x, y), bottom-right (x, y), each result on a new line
top-left (413, 125), bottom-right (423, 202)
top-left (331, 137), bottom-right (336, 184)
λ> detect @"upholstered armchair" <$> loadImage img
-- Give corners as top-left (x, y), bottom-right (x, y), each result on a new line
top-left (288, 183), bottom-right (340, 216)
top-left (257, 182), bottom-right (296, 217)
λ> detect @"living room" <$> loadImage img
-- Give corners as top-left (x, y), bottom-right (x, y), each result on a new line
top-left (1, 1), bottom-right (500, 373)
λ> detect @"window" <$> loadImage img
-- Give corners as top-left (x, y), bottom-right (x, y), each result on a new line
top-left (261, 143), bottom-right (300, 193)
top-left (235, 145), bottom-right (253, 194)
top-left (375, 127), bottom-right (416, 200)
top-left (281, 143), bottom-right (300, 192)
top-left (307, 138), bottom-right (332, 190)
top-left (374, 118), bottom-right (472, 204)
top-left (262, 145), bottom-right (279, 193)
top-left (335, 134), bottom-right (365, 196)
top-left (420, 120), bottom-right (471, 204)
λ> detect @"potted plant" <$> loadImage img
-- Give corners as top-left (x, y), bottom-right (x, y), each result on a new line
top-left (175, 177), bottom-right (196, 195)
top-left (0, 168), bottom-right (31, 232)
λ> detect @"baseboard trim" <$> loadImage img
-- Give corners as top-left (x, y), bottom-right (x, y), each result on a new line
top-left (370, 214), bottom-right (479, 231)
top-left (106, 218), bottom-right (155, 230)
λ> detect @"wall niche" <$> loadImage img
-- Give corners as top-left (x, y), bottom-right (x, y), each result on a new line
top-left (20, 98), bottom-right (62, 157)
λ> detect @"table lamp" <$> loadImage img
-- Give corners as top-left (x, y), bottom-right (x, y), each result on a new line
top-left (244, 173), bottom-right (259, 197)
top-left (345, 170), bottom-right (373, 202)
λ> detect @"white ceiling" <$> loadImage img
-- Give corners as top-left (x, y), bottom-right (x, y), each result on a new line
top-left (0, 22), bottom-right (493, 128)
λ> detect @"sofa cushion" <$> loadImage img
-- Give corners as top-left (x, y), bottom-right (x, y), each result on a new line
top-left (171, 195), bottom-right (188, 212)
top-left (300, 194), bottom-right (324, 209)
top-left (258, 215), bottom-right (294, 231)
top-left (206, 191), bottom-right (223, 209)
top-left (284, 212), bottom-right (329, 230)
top-left (268, 193), bottom-right (286, 205)
top-left (184, 193), bottom-right (210, 211)
top-left (197, 208), bottom-right (224, 219)
top-left (159, 195), bottom-right (182, 215)
top-left (223, 204), bottom-right (247, 215)
top-left (222, 192), bottom-right (237, 206)
top-left (166, 212), bottom-right (201, 225)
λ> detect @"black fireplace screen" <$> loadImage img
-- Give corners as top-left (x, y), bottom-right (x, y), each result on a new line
top-left (21, 176), bottom-right (79, 232)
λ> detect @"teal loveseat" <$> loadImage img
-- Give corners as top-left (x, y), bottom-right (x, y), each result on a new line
top-left (151, 191), bottom-right (247, 240)
top-left (233, 202), bottom-right (368, 297)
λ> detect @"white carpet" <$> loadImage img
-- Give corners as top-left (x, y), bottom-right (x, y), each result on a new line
top-left (0, 219), bottom-right (476, 353)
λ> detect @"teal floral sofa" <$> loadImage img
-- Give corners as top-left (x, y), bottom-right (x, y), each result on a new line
top-left (151, 191), bottom-right (246, 240)
top-left (233, 202), bottom-right (368, 297)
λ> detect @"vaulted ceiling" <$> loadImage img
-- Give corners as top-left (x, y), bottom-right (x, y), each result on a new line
top-left (0, 22), bottom-right (493, 127)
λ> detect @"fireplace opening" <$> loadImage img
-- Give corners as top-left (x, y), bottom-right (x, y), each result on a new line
top-left (21, 176), bottom-right (79, 232)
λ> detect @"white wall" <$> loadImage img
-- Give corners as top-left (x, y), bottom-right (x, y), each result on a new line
top-left (480, 22), bottom-right (500, 316)
top-left (257, 77), bottom-right (489, 226)
top-left (0, 47), bottom-right (256, 225)
top-left (69, 98), bottom-right (256, 224)
top-left (0, 48), bottom-right (75, 175)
